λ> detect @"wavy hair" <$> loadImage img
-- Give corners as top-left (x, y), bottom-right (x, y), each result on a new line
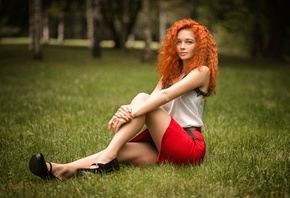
top-left (157, 19), bottom-right (218, 96)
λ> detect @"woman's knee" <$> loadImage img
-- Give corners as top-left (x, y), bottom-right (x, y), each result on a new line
top-left (131, 92), bottom-right (149, 105)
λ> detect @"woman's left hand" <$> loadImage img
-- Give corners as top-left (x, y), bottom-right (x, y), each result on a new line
top-left (108, 105), bottom-right (133, 132)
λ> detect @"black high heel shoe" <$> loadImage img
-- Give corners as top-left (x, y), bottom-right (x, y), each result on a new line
top-left (77, 158), bottom-right (120, 176)
top-left (29, 153), bottom-right (58, 180)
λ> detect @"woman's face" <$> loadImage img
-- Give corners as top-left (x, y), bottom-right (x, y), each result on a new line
top-left (176, 28), bottom-right (195, 65)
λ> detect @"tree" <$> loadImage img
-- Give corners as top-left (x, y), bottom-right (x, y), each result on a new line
top-left (188, 0), bottom-right (198, 19)
top-left (204, 0), bottom-right (290, 61)
top-left (141, 0), bottom-right (153, 62)
top-left (158, 0), bottom-right (194, 43)
top-left (46, 1), bottom-right (68, 44)
top-left (100, 0), bottom-right (142, 50)
top-left (264, 0), bottom-right (289, 60)
top-left (87, 0), bottom-right (102, 58)
top-left (248, 0), bottom-right (264, 58)
top-left (158, 0), bottom-right (167, 43)
top-left (42, 9), bottom-right (49, 44)
top-left (0, 0), bottom-right (29, 37)
top-left (86, 0), bottom-right (94, 48)
top-left (29, 0), bottom-right (43, 60)
top-left (57, 9), bottom-right (65, 44)
top-left (44, 0), bottom-right (81, 44)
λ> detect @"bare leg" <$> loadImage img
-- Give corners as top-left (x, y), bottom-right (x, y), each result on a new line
top-left (49, 141), bottom-right (158, 180)
top-left (95, 93), bottom-right (171, 164)
top-left (117, 142), bottom-right (158, 165)
top-left (49, 93), bottom-right (171, 180)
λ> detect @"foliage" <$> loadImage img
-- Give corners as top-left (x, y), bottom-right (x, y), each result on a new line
top-left (0, 0), bottom-right (29, 36)
top-left (0, 44), bottom-right (289, 197)
top-left (201, 0), bottom-right (290, 60)
top-left (1, 0), bottom-right (289, 59)
top-left (100, 0), bottom-right (142, 49)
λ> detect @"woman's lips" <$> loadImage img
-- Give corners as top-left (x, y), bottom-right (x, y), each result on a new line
top-left (179, 52), bottom-right (188, 56)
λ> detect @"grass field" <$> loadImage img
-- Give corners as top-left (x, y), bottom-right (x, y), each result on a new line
top-left (0, 43), bottom-right (289, 197)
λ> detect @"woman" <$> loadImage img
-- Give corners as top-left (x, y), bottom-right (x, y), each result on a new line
top-left (29, 18), bottom-right (218, 181)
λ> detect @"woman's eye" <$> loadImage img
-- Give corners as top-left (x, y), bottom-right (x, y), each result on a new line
top-left (176, 40), bottom-right (182, 44)
top-left (186, 40), bottom-right (193, 44)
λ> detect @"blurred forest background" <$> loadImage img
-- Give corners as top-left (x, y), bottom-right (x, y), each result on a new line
top-left (0, 0), bottom-right (289, 62)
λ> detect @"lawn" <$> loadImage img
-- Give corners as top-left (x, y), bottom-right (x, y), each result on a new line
top-left (0, 44), bottom-right (289, 197)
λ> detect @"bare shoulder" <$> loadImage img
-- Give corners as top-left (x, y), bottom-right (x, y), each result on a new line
top-left (198, 65), bottom-right (210, 73)
top-left (186, 66), bottom-right (210, 91)
top-left (189, 65), bottom-right (210, 76)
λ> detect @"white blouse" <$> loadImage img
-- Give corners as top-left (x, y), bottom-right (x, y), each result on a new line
top-left (162, 88), bottom-right (206, 129)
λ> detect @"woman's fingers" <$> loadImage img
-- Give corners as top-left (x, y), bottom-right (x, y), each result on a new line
top-left (114, 118), bottom-right (126, 132)
top-left (118, 105), bottom-right (133, 119)
top-left (108, 115), bottom-right (118, 131)
top-left (108, 105), bottom-right (133, 132)
top-left (108, 118), bottom-right (126, 132)
top-left (115, 111), bottom-right (131, 122)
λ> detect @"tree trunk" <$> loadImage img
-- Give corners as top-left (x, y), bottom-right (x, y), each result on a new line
top-left (189, 0), bottom-right (197, 19)
top-left (91, 0), bottom-right (102, 58)
top-left (250, 0), bottom-right (264, 58)
top-left (42, 11), bottom-right (49, 44)
top-left (265, 0), bottom-right (288, 60)
top-left (29, 0), bottom-right (34, 50)
top-left (141, 0), bottom-right (153, 62)
top-left (29, 0), bottom-right (43, 60)
top-left (57, 11), bottom-right (64, 45)
top-left (159, 0), bottom-right (167, 43)
top-left (86, 0), bottom-right (94, 48)
top-left (250, 21), bottom-right (263, 58)
top-left (100, 0), bottom-right (142, 50)
top-left (119, 1), bottom-right (128, 50)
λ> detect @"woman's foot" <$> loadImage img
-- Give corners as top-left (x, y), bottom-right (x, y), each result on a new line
top-left (47, 162), bottom-right (72, 181)
top-left (77, 158), bottom-right (120, 176)
top-left (29, 153), bottom-right (58, 180)
top-left (29, 153), bottom-right (74, 181)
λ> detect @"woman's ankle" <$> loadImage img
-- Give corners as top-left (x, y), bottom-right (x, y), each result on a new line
top-left (97, 151), bottom-right (117, 164)
top-left (47, 163), bottom-right (73, 180)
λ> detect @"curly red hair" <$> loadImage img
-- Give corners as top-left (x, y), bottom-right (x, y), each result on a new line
top-left (157, 19), bottom-right (218, 96)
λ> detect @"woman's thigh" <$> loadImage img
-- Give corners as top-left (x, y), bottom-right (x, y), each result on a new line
top-left (117, 142), bottom-right (158, 165)
top-left (145, 108), bottom-right (172, 151)
top-left (130, 93), bottom-right (172, 151)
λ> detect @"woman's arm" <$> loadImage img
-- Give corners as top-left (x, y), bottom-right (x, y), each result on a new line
top-left (108, 78), bottom-right (163, 132)
top-left (110, 78), bottom-right (162, 124)
top-left (150, 78), bottom-right (163, 95)
top-left (131, 66), bottom-right (210, 118)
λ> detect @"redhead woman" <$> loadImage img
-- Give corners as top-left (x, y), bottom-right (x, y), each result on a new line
top-left (29, 18), bottom-right (218, 181)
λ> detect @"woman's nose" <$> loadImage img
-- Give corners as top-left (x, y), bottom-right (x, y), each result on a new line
top-left (180, 42), bottom-right (185, 49)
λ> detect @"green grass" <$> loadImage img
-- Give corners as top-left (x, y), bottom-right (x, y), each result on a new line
top-left (0, 43), bottom-right (289, 198)
top-left (0, 37), bottom-right (160, 49)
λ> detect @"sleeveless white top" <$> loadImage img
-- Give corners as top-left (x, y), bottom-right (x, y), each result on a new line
top-left (162, 88), bottom-right (206, 129)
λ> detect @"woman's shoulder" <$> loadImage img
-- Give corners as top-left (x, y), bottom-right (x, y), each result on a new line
top-left (188, 65), bottom-right (210, 76)
top-left (197, 65), bottom-right (209, 72)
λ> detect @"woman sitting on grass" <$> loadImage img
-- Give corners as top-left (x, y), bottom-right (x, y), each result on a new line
top-left (29, 18), bottom-right (218, 181)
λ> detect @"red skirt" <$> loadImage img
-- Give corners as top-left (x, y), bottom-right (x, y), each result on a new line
top-left (130, 117), bottom-right (206, 165)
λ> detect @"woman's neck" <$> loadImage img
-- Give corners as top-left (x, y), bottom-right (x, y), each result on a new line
top-left (182, 60), bottom-right (189, 68)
